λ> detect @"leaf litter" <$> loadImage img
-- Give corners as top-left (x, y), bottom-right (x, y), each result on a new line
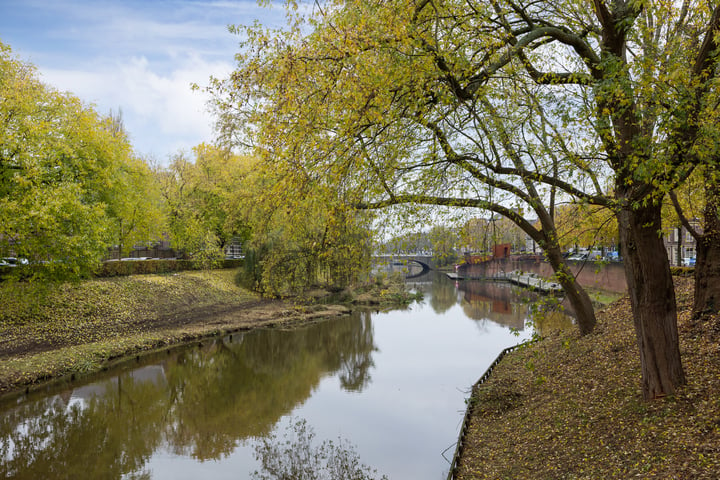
top-left (456, 276), bottom-right (720, 479)
top-left (0, 269), bottom-right (351, 397)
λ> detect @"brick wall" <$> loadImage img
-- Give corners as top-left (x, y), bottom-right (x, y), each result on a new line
top-left (460, 255), bottom-right (627, 293)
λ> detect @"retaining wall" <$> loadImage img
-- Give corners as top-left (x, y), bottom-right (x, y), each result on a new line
top-left (459, 255), bottom-right (627, 293)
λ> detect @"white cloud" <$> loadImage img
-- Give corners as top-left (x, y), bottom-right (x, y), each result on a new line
top-left (2, 0), bottom-right (288, 163)
top-left (41, 54), bottom-right (234, 162)
top-left (26, 0), bottom-right (279, 67)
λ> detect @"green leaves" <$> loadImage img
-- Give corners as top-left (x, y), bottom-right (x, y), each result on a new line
top-left (157, 144), bottom-right (253, 265)
top-left (235, 162), bottom-right (373, 297)
top-left (0, 42), bottom-right (165, 280)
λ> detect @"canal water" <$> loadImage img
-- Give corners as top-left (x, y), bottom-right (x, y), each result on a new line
top-left (0, 272), bottom-right (568, 479)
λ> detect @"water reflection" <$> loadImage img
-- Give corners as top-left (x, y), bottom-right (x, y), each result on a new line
top-left (252, 418), bottom-right (387, 480)
top-left (456, 280), bottom-right (527, 330)
top-left (426, 273), bottom-right (459, 314)
top-left (409, 272), bottom-right (572, 334)
top-left (0, 314), bottom-right (378, 479)
top-left (0, 273), bottom-right (570, 479)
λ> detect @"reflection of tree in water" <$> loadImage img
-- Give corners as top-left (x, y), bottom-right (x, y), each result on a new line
top-left (0, 313), bottom-right (380, 478)
top-left (337, 312), bottom-right (376, 391)
top-left (427, 273), bottom-right (458, 314)
top-left (457, 280), bottom-right (574, 333)
top-left (163, 313), bottom-right (379, 460)
top-left (0, 376), bottom-right (165, 480)
top-left (239, 312), bottom-right (376, 392)
top-left (252, 418), bottom-right (388, 480)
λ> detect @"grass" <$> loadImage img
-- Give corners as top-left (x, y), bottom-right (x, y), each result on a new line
top-left (456, 276), bottom-right (720, 479)
top-left (0, 269), bottom-right (419, 399)
top-left (0, 270), bottom-right (267, 397)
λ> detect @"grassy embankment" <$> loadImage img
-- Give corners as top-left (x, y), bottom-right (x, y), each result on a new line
top-left (0, 269), bottom-right (419, 399)
top-left (456, 276), bottom-right (720, 479)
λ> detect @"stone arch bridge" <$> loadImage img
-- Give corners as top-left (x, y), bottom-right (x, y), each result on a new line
top-left (373, 254), bottom-right (437, 277)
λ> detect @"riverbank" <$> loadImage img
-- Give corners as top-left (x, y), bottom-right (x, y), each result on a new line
top-left (455, 276), bottom-right (720, 479)
top-left (4, 272), bottom-right (717, 478)
top-left (0, 269), bottom-right (418, 399)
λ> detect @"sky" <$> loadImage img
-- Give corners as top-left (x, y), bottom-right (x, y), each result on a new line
top-left (0, 0), bottom-right (287, 164)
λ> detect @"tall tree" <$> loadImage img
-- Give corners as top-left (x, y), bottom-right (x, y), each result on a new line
top-left (0, 42), bottom-right (143, 278)
top-left (108, 155), bottom-right (166, 259)
top-left (554, 203), bottom-right (618, 253)
top-left (158, 145), bottom-right (243, 264)
top-left (211, 2), bottom-right (600, 334)
top-left (427, 224), bottom-right (459, 267)
top-left (229, 154), bottom-right (373, 296)
top-left (102, 107), bottom-right (166, 259)
top-left (211, 1), bottom-right (720, 399)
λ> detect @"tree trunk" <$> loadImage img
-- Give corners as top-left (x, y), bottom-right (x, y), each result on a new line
top-left (617, 201), bottom-right (685, 400)
top-left (545, 245), bottom-right (596, 335)
top-left (693, 180), bottom-right (720, 317)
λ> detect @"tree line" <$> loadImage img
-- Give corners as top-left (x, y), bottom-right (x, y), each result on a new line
top-left (0, 41), bottom-right (370, 294)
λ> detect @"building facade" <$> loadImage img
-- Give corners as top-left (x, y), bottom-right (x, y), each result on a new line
top-left (664, 224), bottom-right (699, 266)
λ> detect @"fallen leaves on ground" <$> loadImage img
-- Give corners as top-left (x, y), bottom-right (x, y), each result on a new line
top-left (0, 270), bottom-right (293, 396)
top-left (0, 270), bottom-right (258, 357)
top-left (456, 277), bottom-right (720, 479)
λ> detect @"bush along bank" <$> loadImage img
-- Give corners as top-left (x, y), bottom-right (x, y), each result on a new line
top-left (0, 258), bottom-right (245, 281)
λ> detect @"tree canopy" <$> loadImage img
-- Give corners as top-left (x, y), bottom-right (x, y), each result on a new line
top-left (0, 42), bottom-right (163, 278)
top-left (210, 0), bottom-right (720, 399)
top-left (157, 144), bottom-right (251, 265)
top-left (231, 149), bottom-right (373, 296)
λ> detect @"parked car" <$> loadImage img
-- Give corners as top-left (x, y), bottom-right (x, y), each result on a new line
top-left (604, 251), bottom-right (621, 262)
top-left (568, 249), bottom-right (605, 261)
top-left (682, 257), bottom-right (696, 267)
top-left (586, 249), bottom-right (603, 261)
top-left (1, 257), bottom-right (29, 267)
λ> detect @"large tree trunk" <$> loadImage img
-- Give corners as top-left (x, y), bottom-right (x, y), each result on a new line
top-left (618, 201), bottom-right (685, 400)
top-left (693, 180), bottom-right (720, 317)
top-left (545, 245), bottom-right (596, 335)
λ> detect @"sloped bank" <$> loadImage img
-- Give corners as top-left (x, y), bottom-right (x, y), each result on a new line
top-left (0, 270), bottom-right (417, 400)
top-left (452, 276), bottom-right (720, 479)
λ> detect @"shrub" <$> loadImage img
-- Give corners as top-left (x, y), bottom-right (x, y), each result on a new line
top-left (94, 258), bottom-right (244, 277)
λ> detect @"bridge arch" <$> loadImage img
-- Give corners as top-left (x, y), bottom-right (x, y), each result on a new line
top-left (405, 259), bottom-right (431, 278)
top-left (374, 254), bottom-right (436, 277)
